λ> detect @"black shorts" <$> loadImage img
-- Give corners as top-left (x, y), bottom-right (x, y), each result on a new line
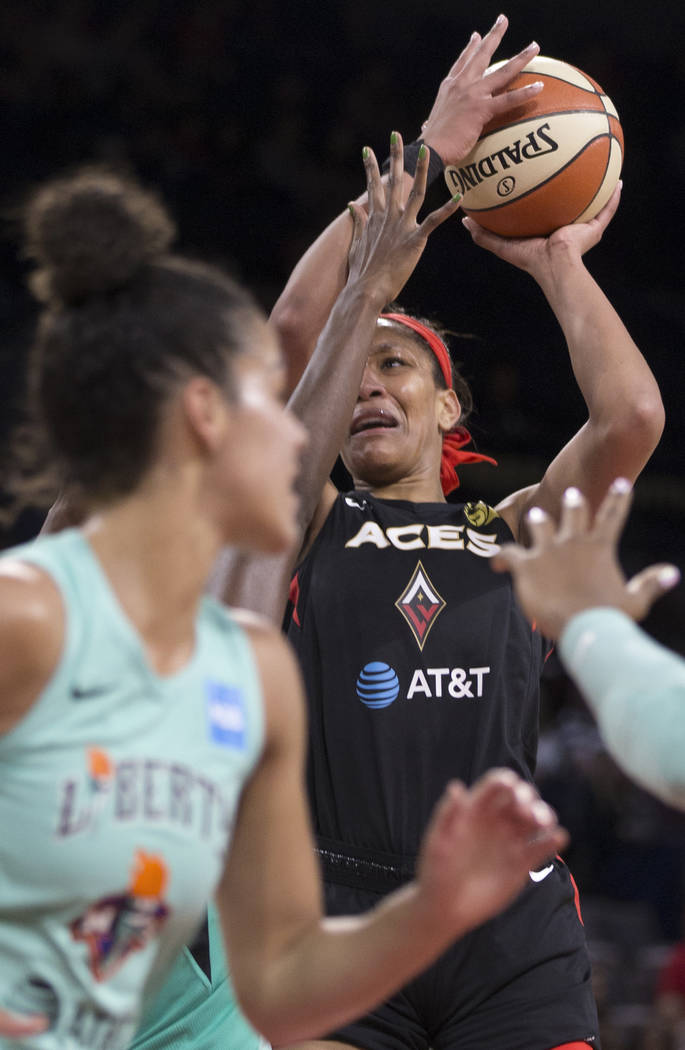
top-left (316, 839), bottom-right (600, 1050)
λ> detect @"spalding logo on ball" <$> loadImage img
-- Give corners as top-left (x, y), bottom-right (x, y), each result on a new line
top-left (444, 56), bottom-right (624, 237)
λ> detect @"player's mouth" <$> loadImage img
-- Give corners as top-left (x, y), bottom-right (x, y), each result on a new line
top-left (349, 408), bottom-right (399, 436)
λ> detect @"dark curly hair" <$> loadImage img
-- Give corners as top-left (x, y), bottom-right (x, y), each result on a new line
top-left (8, 167), bottom-right (261, 511)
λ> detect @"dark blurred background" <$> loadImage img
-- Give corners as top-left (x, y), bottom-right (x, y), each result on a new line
top-left (0, 2), bottom-right (684, 1044)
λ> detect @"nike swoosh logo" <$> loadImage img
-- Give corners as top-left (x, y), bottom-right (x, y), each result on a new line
top-left (529, 864), bottom-right (554, 883)
top-left (71, 686), bottom-right (113, 701)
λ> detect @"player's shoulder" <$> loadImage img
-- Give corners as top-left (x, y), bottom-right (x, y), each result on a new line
top-left (0, 557), bottom-right (65, 636)
top-left (0, 559), bottom-right (65, 732)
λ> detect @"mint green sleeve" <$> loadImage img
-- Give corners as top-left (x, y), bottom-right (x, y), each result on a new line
top-left (559, 607), bottom-right (685, 809)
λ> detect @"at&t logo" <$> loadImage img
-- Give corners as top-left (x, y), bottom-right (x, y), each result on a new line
top-left (356, 663), bottom-right (400, 709)
top-left (356, 662), bottom-right (491, 708)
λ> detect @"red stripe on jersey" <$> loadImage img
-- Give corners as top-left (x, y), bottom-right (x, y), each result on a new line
top-left (288, 573), bottom-right (301, 628)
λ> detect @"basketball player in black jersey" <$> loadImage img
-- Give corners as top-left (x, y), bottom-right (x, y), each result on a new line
top-left (216, 22), bottom-right (664, 1050)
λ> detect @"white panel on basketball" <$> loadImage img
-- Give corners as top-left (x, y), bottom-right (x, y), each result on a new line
top-left (485, 56), bottom-right (599, 93)
top-left (514, 55), bottom-right (599, 92)
top-left (444, 111), bottom-right (612, 210)
top-left (601, 94), bottom-right (619, 119)
top-left (573, 138), bottom-right (623, 223)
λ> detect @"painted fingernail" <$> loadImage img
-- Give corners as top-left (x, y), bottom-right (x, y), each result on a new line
top-left (563, 487), bottom-right (583, 506)
top-left (418, 143), bottom-right (427, 160)
top-left (362, 146), bottom-right (370, 161)
top-left (610, 477), bottom-right (631, 493)
top-left (658, 566), bottom-right (681, 587)
top-left (451, 192), bottom-right (462, 203)
top-left (347, 203), bottom-right (355, 217)
top-left (390, 131), bottom-right (399, 146)
top-left (527, 506), bottom-right (547, 523)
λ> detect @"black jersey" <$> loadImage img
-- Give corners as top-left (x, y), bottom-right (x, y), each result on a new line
top-left (286, 491), bottom-right (547, 857)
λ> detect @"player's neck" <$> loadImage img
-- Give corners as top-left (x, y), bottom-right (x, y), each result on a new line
top-left (81, 487), bottom-right (220, 675)
top-left (361, 475), bottom-right (446, 504)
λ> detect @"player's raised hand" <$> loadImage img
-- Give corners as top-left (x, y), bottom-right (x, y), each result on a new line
top-left (492, 480), bottom-right (681, 638)
top-left (414, 768), bottom-right (567, 936)
top-left (420, 15), bottom-right (542, 167)
top-left (462, 182), bottom-right (623, 277)
top-left (346, 130), bottom-right (461, 305)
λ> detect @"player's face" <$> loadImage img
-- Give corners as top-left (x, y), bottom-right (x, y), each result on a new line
top-left (216, 317), bottom-right (306, 553)
top-left (341, 321), bottom-right (449, 490)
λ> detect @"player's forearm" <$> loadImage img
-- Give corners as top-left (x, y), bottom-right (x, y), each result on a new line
top-left (236, 881), bottom-right (460, 1045)
top-left (288, 282), bottom-right (388, 530)
top-left (560, 608), bottom-right (685, 808)
top-left (533, 246), bottom-right (663, 449)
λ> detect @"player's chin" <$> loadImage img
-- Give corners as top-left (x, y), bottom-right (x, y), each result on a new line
top-left (343, 444), bottom-right (404, 485)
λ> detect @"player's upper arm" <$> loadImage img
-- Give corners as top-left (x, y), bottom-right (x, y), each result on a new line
top-left (215, 616), bottom-right (322, 1009)
top-left (0, 562), bottom-right (65, 734)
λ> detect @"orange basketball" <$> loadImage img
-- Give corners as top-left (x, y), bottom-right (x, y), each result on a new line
top-left (444, 56), bottom-right (624, 237)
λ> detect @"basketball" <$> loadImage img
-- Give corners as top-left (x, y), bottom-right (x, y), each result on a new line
top-left (444, 56), bottom-right (624, 237)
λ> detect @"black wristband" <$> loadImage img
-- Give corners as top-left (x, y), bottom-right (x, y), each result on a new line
top-left (381, 138), bottom-right (445, 187)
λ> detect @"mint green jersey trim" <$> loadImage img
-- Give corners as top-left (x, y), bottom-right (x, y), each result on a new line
top-left (560, 607), bottom-right (685, 809)
top-left (132, 906), bottom-right (269, 1050)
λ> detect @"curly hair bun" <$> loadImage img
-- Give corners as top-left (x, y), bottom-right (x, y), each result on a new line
top-left (25, 169), bottom-right (176, 305)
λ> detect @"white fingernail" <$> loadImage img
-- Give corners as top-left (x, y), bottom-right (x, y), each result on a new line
top-left (610, 477), bottom-right (631, 493)
top-left (658, 566), bottom-right (681, 587)
top-left (532, 800), bottom-right (554, 824)
top-left (563, 487), bottom-right (583, 506)
top-left (527, 506), bottom-right (547, 523)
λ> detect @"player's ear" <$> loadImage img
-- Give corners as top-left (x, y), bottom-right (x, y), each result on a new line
top-left (437, 388), bottom-right (461, 433)
top-left (181, 376), bottom-right (229, 454)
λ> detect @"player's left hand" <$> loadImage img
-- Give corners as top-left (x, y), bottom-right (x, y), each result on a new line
top-left (346, 131), bottom-right (462, 306)
top-left (491, 479), bottom-right (680, 638)
top-left (461, 182), bottom-right (622, 276)
top-left (420, 15), bottom-right (543, 167)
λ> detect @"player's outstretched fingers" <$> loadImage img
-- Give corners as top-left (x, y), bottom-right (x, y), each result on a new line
top-left (557, 486), bottom-right (590, 540)
top-left (418, 183), bottom-right (462, 237)
top-left (444, 30), bottom-right (482, 80)
top-left (490, 542), bottom-right (522, 574)
top-left (362, 145), bottom-right (385, 217)
top-left (347, 201), bottom-right (367, 260)
top-left (625, 563), bottom-right (681, 621)
top-left (486, 40), bottom-right (541, 101)
top-left (526, 505), bottom-right (555, 548)
top-left (592, 477), bottom-right (633, 543)
top-left (469, 13), bottom-right (510, 73)
top-left (430, 779), bottom-right (468, 842)
top-left (404, 142), bottom-right (431, 223)
top-left (385, 130), bottom-right (407, 216)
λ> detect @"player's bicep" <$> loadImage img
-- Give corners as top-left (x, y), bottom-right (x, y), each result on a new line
top-left (216, 625), bottom-right (322, 1001)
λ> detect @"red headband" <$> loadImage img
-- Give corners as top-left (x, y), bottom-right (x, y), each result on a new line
top-left (380, 313), bottom-right (453, 388)
top-left (379, 313), bottom-right (497, 495)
